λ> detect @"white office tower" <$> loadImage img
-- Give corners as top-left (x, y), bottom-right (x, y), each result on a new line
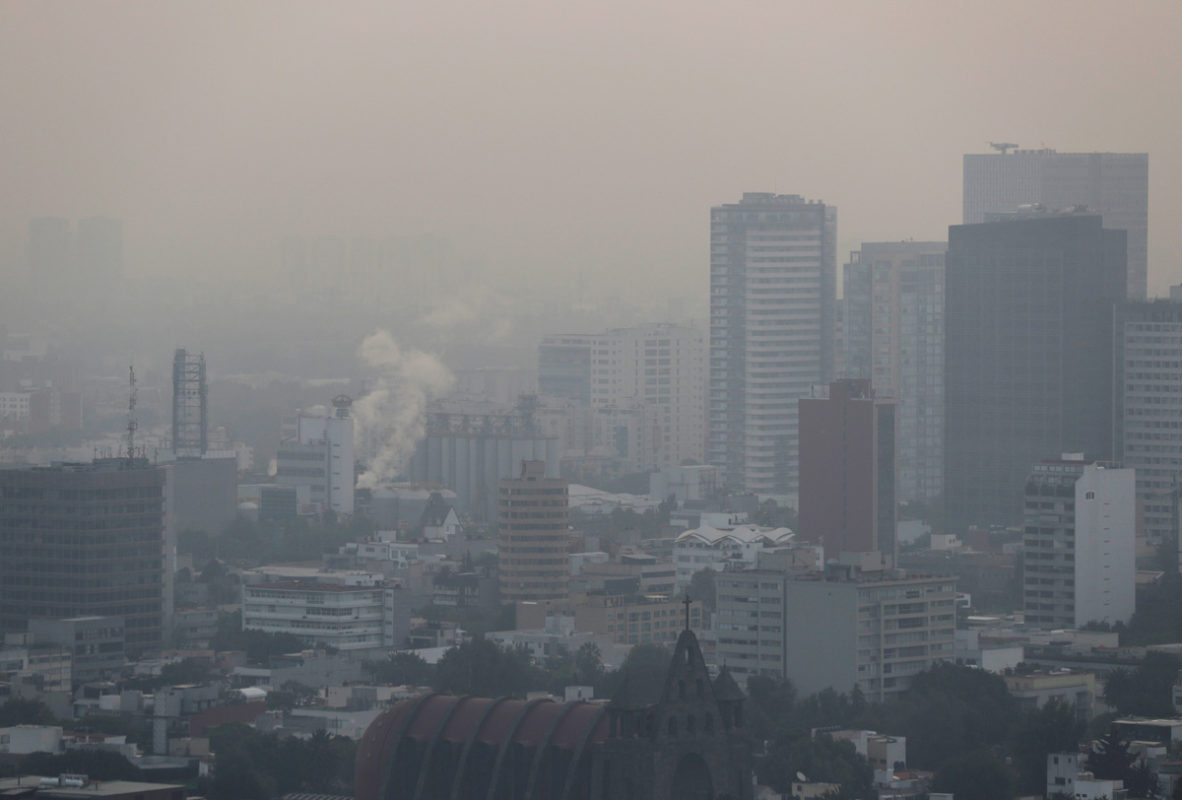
top-left (276, 397), bottom-right (355, 516)
top-left (709, 193), bottom-right (837, 498)
top-left (1022, 457), bottom-right (1135, 629)
top-left (963, 149), bottom-right (1148, 299)
top-left (843, 242), bottom-right (946, 502)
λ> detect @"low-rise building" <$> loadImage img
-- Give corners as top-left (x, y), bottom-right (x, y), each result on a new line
top-left (242, 581), bottom-right (387, 652)
top-left (516, 593), bottom-right (703, 647)
top-left (0, 777), bottom-right (185, 800)
top-left (28, 617), bottom-right (124, 687)
top-left (674, 522), bottom-right (796, 589)
top-left (715, 560), bottom-right (955, 699)
top-left (0, 639), bottom-right (72, 693)
top-left (1111, 717), bottom-right (1182, 746)
top-left (1047, 752), bottom-right (1085, 798)
top-left (0, 724), bottom-right (62, 755)
top-left (1003, 669), bottom-right (1096, 720)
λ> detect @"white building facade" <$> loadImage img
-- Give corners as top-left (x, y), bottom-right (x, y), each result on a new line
top-left (709, 193), bottom-right (836, 498)
top-left (1023, 457), bottom-right (1135, 629)
top-left (276, 399), bottom-right (355, 516)
top-left (673, 522), bottom-right (796, 589)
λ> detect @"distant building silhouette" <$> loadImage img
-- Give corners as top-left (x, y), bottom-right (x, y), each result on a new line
top-left (944, 212), bottom-right (1127, 533)
top-left (843, 241), bottom-right (945, 503)
top-left (963, 149), bottom-right (1147, 299)
top-left (1114, 299), bottom-right (1182, 556)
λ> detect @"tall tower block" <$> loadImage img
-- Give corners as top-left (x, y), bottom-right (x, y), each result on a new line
top-left (172, 349), bottom-right (207, 458)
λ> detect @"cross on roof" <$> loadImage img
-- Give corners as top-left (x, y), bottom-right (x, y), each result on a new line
top-left (683, 594), bottom-right (692, 631)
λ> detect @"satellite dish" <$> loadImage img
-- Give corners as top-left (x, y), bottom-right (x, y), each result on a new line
top-left (797, 771), bottom-right (808, 782)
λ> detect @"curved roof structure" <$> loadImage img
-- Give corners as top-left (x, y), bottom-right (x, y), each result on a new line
top-left (674, 522), bottom-right (795, 548)
top-left (354, 694), bottom-right (609, 800)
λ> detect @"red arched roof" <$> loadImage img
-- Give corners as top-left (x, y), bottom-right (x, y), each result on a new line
top-left (354, 694), bottom-right (609, 800)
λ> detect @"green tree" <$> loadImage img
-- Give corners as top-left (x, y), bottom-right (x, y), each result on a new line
top-left (433, 638), bottom-right (543, 697)
top-left (931, 750), bottom-right (1014, 800)
top-left (757, 735), bottom-right (873, 800)
top-left (160, 657), bottom-right (213, 686)
top-left (1009, 699), bottom-right (1084, 795)
top-left (0, 698), bottom-right (57, 726)
top-left (1126, 759), bottom-right (1160, 799)
top-left (573, 642), bottom-right (605, 687)
top-left (365, 651), bottom-right (434, 687)
top-left (1125, 574), bottom-right (1182, 645)
top-left (688, 568), bottom-right (717, 612)
top-left (1103, 653), bottom-right (1181, 716)
top-left (20, 751), bottom-right (142, 781)
top-left (744, 675), bottom-right (797, 744)
top-left (863, 662), bottom-right (1017, 769)
top-left (595, 644), bottom-right (671, 704)
top-left (1086, 730), bottom-right (1137, 781)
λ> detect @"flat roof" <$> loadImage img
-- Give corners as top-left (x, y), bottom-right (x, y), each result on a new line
top-left (0, 778), bottom-right (183, 796)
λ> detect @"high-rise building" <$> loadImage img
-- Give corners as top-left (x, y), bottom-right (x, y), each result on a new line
top-left (538, 323), bottom-right (707, 468)
top-left (1114, 299), bottom-right (1182, 552)
top-left (964, 149), bottom-right (1148, 299)
top-left (944, 212), bottom-right (1127, 533)
top-left (27, 217), bottom-right (71, 288)
top-left (498, 460), bottom-right (569, 602)
top-left (843, 241), bottom-right (945, 502)
top-left (538, 334), bottom-right (596, 403)
top-left (0, 459), bottom-right (166, 657)
top-left (709, 193), bottom-right (837, 498)
top-left (171, 349), bottom-right (207, 458)
top-left (76, 217), bottom-right (123, 283)
top-left (1022, 456), bottom-right (1135, 629)
top-left (798, 379), bottom-right (897, 562)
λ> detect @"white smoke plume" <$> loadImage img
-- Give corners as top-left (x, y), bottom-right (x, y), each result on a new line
top-left (353, 330), bottom-right (454, 490)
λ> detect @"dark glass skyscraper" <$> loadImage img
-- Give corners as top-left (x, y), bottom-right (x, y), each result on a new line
top-left (0, 459), bottom-right (166, 656)
top-left (943, 213), bottom-right (1126, 534)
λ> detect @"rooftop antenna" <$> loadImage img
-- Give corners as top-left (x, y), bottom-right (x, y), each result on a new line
top-left (989, 141), bottom-right (1019, 155)
top-left (126, 365), bottom-right (138, 465)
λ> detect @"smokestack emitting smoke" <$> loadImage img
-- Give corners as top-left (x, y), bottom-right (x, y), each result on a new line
top-left (354, 329), bottom-right (454, 490)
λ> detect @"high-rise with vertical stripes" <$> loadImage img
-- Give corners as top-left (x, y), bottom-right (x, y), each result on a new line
top-left (709, 193), bottom-right (836, 498)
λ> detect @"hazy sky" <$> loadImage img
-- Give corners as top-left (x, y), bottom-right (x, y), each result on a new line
top-left (3, 0), bottom-right (1181, 301)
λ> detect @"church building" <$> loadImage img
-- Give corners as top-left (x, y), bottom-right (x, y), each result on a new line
top-left (353, 626), bottom-right (752, 800)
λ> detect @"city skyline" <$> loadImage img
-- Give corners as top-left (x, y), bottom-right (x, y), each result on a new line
top-left (2, 2), bottom-right (1180, 308)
